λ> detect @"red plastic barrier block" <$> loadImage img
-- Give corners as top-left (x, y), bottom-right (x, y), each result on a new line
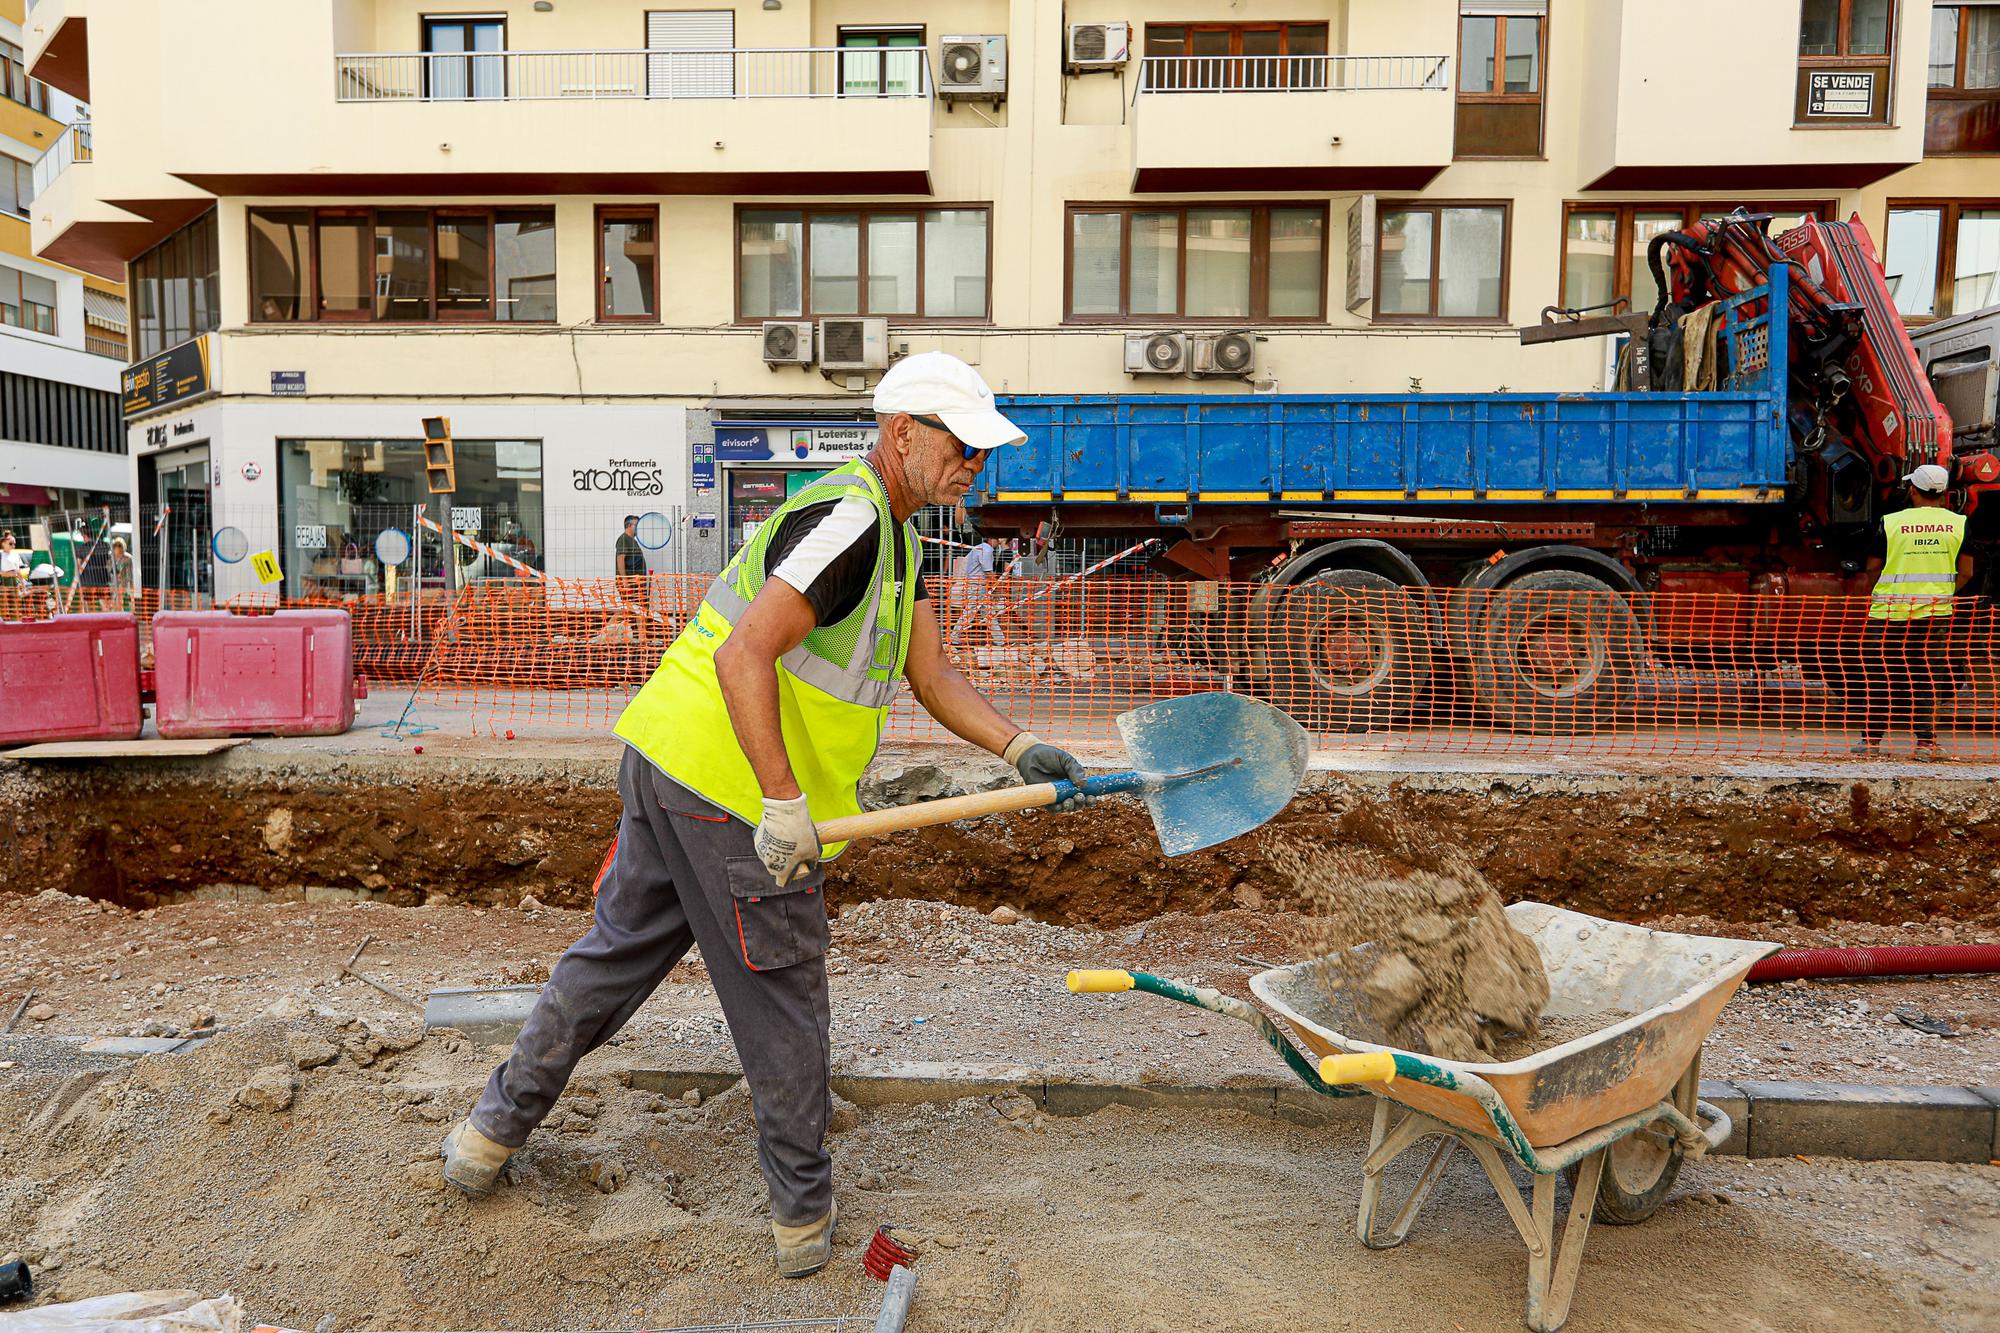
top-left (0, 613), bottom-right (143, 745)
top-left (152, 610), bottom-right (356, 738)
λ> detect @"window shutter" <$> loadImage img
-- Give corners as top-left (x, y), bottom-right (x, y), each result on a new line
top-left (1346, 196), bottom-right (1376, 313)
top-left (646, 10), bottom-right (736, 98)
top-left (1461, 1), bottom-right (1548, 14)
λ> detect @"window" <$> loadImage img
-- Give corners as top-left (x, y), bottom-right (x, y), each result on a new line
top-left (1456, 3), bottom-right (1545, 157)
top-left (1884, 200), bottom-right (2000, 319)
top-left (1797, 0), bottom-right (1895, 123)
top-left (597, 207), bottom-right (658, 321)
top-left (839, 27), bottom-right (925, 97)
top-left (1926, 4), bottom-right (2000, 153)
top-left (423, 17), bottom-right (504, 100)
top-left (0, 371), bottom-right (122, 454)
top-left (1141, 23), bottom-right (1329, 90)
top-left (1064, 204), bottom-right (1324, 321)
top-left (0, 267), bottom-right (58, 335)
top-left (0, 41), bottom-right (50, 113)
top-left (0, 153), bottom-right (32, 219)
top-left (738, 207), bottom-right (990, 321)
top-left (1559, 202), bottom-right (1834, 317)
top-left (249, 207), bottom-right (557, 325)
top-left (129, 209), bottom-right (219, 359)
top-left (1376, 203), bottom-right (1508, 321)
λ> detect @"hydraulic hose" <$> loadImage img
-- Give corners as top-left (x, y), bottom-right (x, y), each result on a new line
top-left (1747, 943), bottom-right (2000, 983)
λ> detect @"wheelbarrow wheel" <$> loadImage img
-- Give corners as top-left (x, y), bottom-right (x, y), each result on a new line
top-left (1576, 1126), bottom-right (1684, 1225)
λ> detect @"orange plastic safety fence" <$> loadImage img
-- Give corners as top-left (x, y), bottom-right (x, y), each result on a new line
top-left (8, 575), bottom-right (1994, 761)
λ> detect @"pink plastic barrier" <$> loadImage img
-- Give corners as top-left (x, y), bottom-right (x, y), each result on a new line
top-left (151, 610), bottom-right (356, 738)
top-left (0, 613), bottom-right (143, 745)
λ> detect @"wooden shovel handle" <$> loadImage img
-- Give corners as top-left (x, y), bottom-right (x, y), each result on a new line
top-left (817, 782), bottom-right (1060, 844)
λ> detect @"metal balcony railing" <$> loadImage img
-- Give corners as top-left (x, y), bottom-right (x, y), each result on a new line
top-left (1134, 53), bottom-right (1451, 95)
top-left (334, 47), bottom-right (933, 102)
top-left (31, 121), bottom-right (90, 196)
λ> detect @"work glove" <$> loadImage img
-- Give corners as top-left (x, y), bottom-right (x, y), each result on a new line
top-left (754, 794), bottom-right (821, 887)
top-left (1003, 732), bottom-right (1092, 812)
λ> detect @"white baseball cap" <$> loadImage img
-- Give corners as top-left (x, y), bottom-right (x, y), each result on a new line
top-left (1904, 463), bottom-right (1950, 493)
top-left (872, 351), bottom-right (1026, 452)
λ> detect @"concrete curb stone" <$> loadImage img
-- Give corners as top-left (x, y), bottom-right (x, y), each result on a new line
top-left (1737, 1080), bottom-right (1996, 1163)
top-left (1971, 1087), bottom-right (2000, 1161)
top-left (1697, 1078), bottom-right (1750, 1156)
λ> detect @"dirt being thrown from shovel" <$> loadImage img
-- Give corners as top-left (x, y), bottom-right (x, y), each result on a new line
top-left (1271, 831), bottom-right (1552, 1062)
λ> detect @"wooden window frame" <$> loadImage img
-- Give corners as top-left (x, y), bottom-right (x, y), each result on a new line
top-left (1555, 200), bottom-right (1837, 316)
top-left (1371, 199), bottom-right (1513, 326)
top-left (246, 206), bottom-right (557, 326)
top-left (731, 204), bottom-right (994, 325)
top-left (420, 14), bottom-right (508, 100)
top-left (836, 25), bottom-right (927, 99)
top-left (1796, 0), bottom-right (1897, 124)
top-left (596, 205), bottom-right (661, 324)
top-left (1454, 8), bottom-right (1547, 159)
top-left (1060, 202), bottom-right (1330, 324)
top-left (1884, 197), bottom-right (2000, 322)
top-left (1928, 3), bottom-right (2000, 94)
top-left (1140, 23), bottom-right (1331, 89)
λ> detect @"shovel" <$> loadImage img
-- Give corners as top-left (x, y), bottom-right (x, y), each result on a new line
top-left (816, 691), bottom-right (1310, 855)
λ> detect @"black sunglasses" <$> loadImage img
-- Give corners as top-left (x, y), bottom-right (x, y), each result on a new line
top-left (911, 413), bottom-right (985, 461)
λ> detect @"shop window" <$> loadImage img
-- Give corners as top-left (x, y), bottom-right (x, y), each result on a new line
top-left (277, 438), bottom-right (543, 602)
top-left (738, 206), bottom-right (990, 321)
top-left (1375, 203), bottom-right (1508, 322)
top-left (249, 207), bottom-right (557, 325)
top-left (129, 208), bottom-right (219, 359)
top-left (1456, 3), bottom-right (1545, 158)
top-left (1885, 200), bottom-right (2000, 319)
top-left (1064, 203), bottom-right (1325, 321)
top-left (0, 267), bottom-right (58, 335)
top-left (597, 207), bottom-right (659, 322)
top-left (838, 27), bottom-right (925, 97)
top-left (0, 153), bottom-right (32, 219)
top-left (1141, 22), bottom-right (1329, 90)
top-left (1926, 4), bottom-right (2000, 153)
top-left (1558, 202), bottom-right (1834, 317)
top-left (1797, 0), bottom-right (1895, 124)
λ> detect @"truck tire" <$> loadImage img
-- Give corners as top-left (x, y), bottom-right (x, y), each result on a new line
top-left (1469, 569), bottom-right (1639, 735)
top-left (1259, 568), bottom-right (1431, 732)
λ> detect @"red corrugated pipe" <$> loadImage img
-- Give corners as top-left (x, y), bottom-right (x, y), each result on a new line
top-left (1747, 944), bottom-right (2000, 983)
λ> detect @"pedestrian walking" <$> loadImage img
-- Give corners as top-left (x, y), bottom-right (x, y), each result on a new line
top-left (108, 538), bottom-right (133, 612)
top-left (441, 352), bottom-right (1088, 1278)
top-left (1855, 464), bottom-right (1973, 759)
top-left (614, 513), bottom-right (647, 607)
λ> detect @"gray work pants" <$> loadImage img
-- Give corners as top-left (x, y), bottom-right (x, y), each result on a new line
top-left (470, 745), bottom-right (834, 1226)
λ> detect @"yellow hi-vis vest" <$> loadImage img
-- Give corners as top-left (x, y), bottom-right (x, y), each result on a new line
top-left (1870, 506), bottom-right (1966, 621)
top-left (614, 460), bottom-right (919, 855)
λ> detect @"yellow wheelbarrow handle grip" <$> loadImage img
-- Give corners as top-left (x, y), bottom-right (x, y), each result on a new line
top-left (1318, 1051), bottom-right (1398, 1085)
top-left (1065, 969), bottom-right (1135, 994)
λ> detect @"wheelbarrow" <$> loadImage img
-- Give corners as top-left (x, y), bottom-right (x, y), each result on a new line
top-left (1067, 902), bottom-right (1779, 1332)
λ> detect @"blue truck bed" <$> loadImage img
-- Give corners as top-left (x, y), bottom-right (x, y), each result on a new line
top-left (982, 276), bottom-right (1793, 511)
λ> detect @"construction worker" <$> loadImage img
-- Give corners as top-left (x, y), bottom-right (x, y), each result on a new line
top-left (440, 352), bottom-right (1088, 1277)
top-left (1856, 463), bottom-right (1974, 758)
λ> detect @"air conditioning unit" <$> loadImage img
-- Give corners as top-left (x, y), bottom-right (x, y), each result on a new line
top-left (1189, 331), bottom-right (1256, 379)
top-left (819, 316), bottom-right (889, 371)
top-left (761, 320), bottom-right (813, 367)
top-left (938, 35), bottom-right (1006, 102)
top-left (1124, 330), bottom-right (1187, 376)
top-left (1067, 22), bottom-right (1130, 69)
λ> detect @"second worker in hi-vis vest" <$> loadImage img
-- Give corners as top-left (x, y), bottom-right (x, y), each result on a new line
top-left (1857, 463), bottom-right (1974, 759)
top-left (439, 353), bottom-right (1088, 1278)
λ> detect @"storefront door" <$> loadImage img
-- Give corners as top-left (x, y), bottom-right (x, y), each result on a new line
top-left (143, 447), bottom-right (212, 598)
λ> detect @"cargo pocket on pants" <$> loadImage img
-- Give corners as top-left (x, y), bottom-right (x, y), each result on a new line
top-left (722, 856), bottom-right (831, 972)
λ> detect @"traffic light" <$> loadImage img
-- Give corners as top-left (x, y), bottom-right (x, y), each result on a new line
top-left (423, 416), bottom-right (455, 494)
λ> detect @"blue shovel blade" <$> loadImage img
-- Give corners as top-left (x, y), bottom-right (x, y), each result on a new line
top-left (1114, 692), bottom-right (1311, 856)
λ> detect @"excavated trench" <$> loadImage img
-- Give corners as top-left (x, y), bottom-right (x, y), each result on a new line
top-left (5, 756), bottom-right (1998, 927)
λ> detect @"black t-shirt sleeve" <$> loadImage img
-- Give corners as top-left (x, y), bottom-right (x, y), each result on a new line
top-left (764, 498), bottom-right (924, 627)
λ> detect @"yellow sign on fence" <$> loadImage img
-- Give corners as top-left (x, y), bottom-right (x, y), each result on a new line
top-left (250, 550), bottom-right (282, 584)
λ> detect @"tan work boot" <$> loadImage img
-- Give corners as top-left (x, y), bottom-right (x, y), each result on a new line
top-left (439, 1119), bottom-right (515, 1198)
top-left (772, 1199), bottom-right (838, 1278)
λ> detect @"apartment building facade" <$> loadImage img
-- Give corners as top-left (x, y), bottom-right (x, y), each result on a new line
top-left (0, 0), bottom-right (124, 538)
top-left (24, 0), bottom-right (1998, 601)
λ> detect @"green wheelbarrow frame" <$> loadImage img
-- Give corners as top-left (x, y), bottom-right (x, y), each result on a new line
top-left (1064, 902), bottom-right (1773, 1333)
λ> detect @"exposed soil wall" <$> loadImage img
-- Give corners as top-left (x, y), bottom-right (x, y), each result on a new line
top-left (7, 752), bottom-right (1996, 926)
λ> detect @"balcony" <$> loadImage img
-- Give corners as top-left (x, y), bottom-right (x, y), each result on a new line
top-left (30, 120), bottom-right (89, 199)
top-left (182, 46), bottom-right (941, 195)
top-left (1129, 54), bottom-right (1454, 193)
top-left (24, 0), bottom-right (90, 101)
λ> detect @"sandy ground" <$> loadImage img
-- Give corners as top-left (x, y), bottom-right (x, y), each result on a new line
top-left (0, 1016), bottom-right (1994, 1333)
top-left (2, 891), bottom-right (1994, 1090)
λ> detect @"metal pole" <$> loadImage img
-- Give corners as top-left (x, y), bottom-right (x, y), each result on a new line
top-left (411, 502), bottom-right (422, 644)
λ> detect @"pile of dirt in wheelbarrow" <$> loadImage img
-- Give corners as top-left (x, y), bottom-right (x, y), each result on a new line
top-left (1271, 833), bottom-right (1558, 1062)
